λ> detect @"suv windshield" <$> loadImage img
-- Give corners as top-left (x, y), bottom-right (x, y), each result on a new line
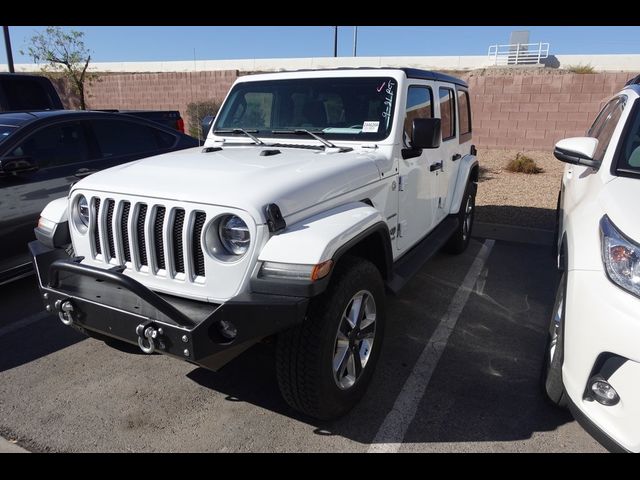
top-left (617, 99), bottom-right (640, 177)
top-left (214, 77), bottom-right (397, 142)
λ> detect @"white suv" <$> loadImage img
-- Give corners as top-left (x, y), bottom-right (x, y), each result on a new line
top-left (542, 76), bottom-right (640, 452)
top-left (31, 68), bottom-right (478, 419)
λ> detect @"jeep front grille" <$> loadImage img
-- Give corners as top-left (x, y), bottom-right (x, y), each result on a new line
top-left (90, 197), bottom-right (207, 280)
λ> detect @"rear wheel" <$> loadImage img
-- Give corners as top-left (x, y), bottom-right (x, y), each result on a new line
top-left (444, 179), bottom-right (476, 254)
top-left (276, 256), bottom-right (385, 419)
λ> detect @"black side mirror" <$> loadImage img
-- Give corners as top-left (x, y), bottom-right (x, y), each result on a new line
top-left (201, 115), bottom-right (215, 138)
top-left (0, 156), bottom-right (39, 175)
top-left (412, 118), bottom-right (441, 149)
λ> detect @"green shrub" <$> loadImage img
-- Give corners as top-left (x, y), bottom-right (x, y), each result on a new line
top-left (187, 100), bottom-right (221, 139)
top-left (506, 153), bottom-right (543, 174)
top-left (566, 64), bottom-right (595, 74)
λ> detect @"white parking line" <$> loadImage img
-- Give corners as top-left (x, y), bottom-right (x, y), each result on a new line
top-left (0, 311), bottom-right (52, 339)
top-left (0, 436), bottom-right (29, 453)
top-left (368, 239), bottom-right (495, 453)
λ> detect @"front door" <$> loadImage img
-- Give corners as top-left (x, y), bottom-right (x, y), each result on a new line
top-left (397, 82), bottom-right (440, 252)
top-left (0, 121), bottom-right (95, 273)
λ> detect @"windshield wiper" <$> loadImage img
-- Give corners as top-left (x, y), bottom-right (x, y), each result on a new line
top-left (271, 129), bottom-right (337, 149)
top-left (213, 128), bottom-right (265, 145)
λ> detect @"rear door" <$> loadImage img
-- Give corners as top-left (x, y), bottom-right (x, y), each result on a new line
top-left (433, 84), bottom-right (459, 223)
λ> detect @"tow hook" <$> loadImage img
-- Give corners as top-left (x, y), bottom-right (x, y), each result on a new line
top-left (55, 299), bottom-right (76, 326)
top-left (136, 323), bottom-right (163, 354)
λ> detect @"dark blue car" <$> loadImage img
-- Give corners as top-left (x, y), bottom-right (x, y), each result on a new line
top-left (0, 110), bottom-right (199, 284)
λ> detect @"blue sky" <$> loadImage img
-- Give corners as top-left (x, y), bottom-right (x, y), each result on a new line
top-left (2, 26), bottom-right (640, 64)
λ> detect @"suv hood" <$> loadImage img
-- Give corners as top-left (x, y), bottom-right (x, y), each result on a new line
top-left (73, 145), bottom-right (383, 223)
top-left (600, 176), bottom-right (640, 242)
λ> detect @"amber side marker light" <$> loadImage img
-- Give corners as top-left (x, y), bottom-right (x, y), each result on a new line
top-left (311, 260), bottom-right (334, 281)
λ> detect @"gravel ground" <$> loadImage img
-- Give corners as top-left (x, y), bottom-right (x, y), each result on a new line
top-left (475, 149), bottom-right (564, 230)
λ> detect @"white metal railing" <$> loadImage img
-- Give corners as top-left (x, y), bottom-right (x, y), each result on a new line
top-left (487, 43), bottom-right (550, 66)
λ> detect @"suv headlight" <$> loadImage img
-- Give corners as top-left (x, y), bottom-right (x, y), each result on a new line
top-left (218, 215), bottom-right (250, 256)
top-left (600, 215), bottom-right (640, 298)
top-left (72, 195), bottom-right (89, 233)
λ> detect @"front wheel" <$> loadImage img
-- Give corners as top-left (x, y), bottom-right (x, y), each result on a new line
top-left (540, 271), bottom-right (569, 408)
top-left (276, 256), bottom-right (386, 419)
top-left (444, 179), bottom-right (476, 254)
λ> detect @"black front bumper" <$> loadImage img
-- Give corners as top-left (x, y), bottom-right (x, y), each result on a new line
top-left (30, 241), bottom-right (308, 371)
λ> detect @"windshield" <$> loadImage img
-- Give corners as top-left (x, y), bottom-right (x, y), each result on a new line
top-left (0, 125), bottom-right (18, 144)
top-left (214, 77), bottom-right (398, 142)
top-left (617, 99), bottom-right (640, 177)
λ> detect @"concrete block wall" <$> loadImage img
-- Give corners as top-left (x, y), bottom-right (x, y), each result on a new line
top-left (464, 72), bottom-right (638, 150)
top-left (53, 69), bottom-right (639, 150)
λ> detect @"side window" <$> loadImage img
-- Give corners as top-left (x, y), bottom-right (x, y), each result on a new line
top-left (404, 85), bottom-right (433, 145)
top-left (457, 89), bottom-right (472, 142)
top-left (9, 121), bottom-right (90, 168)
top-left (588, 99), bottom-right (618, 137)
top-left (439, 87), bottom-right (456, 141)
top-left (591, 97), bottom-right (626, 163)
top-left (90, 119), bottom-right (163, 158)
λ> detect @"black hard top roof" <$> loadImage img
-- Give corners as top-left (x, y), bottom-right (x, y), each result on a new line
top-left (262, 67), bottom-right (468, 88)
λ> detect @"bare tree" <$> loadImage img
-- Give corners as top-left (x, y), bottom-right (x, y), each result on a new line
top-left (22, 26), bottom-right (93, 109)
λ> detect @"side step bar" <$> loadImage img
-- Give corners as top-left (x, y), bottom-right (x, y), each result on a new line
top-left (387, 216), bottom-right (459, 294)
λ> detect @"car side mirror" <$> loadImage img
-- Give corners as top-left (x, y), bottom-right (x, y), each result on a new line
top-left (201, 115), bottom-right (215, 137)
top-left (0, 156), bottom-right (39, 175)
top-left (412, 118), bottom-right (441, 149)
top-left (553, 137), bottom-right (600, 169)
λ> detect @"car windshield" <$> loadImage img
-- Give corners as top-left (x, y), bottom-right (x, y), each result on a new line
top-left (214, 76), bottom-right (398, 142)
top-left (0, 124), bottom-right (18, 144)
top-left (618, 100), bottom-right (640, 177)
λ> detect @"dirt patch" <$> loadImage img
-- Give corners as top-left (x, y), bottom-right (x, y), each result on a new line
top-left (475, 149), bottom-right (563, 230)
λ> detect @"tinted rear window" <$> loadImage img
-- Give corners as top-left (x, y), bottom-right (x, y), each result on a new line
top-left (90, 119), bottom-right (166, 157)
top-left (0, 78), bottom-right (58, 111)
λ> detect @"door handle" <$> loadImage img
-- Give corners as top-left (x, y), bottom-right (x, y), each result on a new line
top-left (430, 162), bottom-right (443, 172)
top-left (452, 153), bottom-right (462, 161)
top-left (74, 168), bottom-right (98, 178)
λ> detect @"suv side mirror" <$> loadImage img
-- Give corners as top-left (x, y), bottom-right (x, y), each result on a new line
top-left (554, 137), bottom-right (600, 168)
top-left (0, 156), bottom-right (39, 175)
top-left (201, 115), bottom-right (215, 138)
top-left (412, 118), bottom-right (441, 149)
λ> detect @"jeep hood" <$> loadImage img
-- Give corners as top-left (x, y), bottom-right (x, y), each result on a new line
top-left (600, 176), bottom-right (640, 242)
top-left (73, 145), bottom-right (383, 223)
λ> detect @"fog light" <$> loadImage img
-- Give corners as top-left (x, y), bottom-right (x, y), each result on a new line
top-left (590, 378), bottom-right (620, 406)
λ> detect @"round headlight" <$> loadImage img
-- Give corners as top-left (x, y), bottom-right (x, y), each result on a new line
top-left (218, 215), bottom-right (250, 255)
top-left (73, 195), bottom-right (89, 233)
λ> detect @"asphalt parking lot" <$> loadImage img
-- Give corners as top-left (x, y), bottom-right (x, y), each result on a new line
top-left (0, 236), bottom-right (606, 452)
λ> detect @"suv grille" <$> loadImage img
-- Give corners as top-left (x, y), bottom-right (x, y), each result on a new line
top-left (90, 197), bottom-right (207, 280)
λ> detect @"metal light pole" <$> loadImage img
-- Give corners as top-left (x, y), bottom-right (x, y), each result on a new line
top-left (333, 26), bottom-right (338, 57)
top-left (3, 26), bottom-right (15, 73)
top-left (353, 26), bottom-right (358, 57)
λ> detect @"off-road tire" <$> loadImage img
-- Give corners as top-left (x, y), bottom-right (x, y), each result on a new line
top-left (444, 179), bottom-right (477, 254)
top-left (276, 256), bottom-right (386, 419)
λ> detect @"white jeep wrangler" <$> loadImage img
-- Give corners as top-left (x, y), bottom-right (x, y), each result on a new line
top-left (31, 68), bottom-right (478, 419)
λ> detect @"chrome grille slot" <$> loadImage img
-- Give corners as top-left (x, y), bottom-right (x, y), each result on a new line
top-left (121, 202), bottom-right (131, 262)
top-left (105, 199), bottom-right (115, 260)
top-left (93, 198), bottom-right (101, 255)
top-left (192, 212), bottom-right (206, 277)
top-left (137, 204), bottom-right (148, 267)
top-left (173, 209), bottom-right (185, 274)
top-left (154, 206), bottom-right (166, 270)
